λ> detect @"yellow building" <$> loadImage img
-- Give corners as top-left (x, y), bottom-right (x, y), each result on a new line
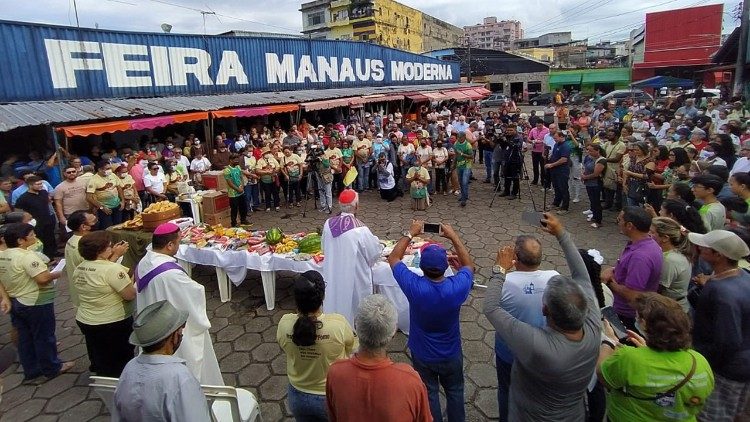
top-left (512, 48), bottom-right (554, 63)
top-left (301, 0), bottom-right (461, 53)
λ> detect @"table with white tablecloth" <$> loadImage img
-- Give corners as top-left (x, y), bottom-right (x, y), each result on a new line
top-left (174, 245), bottom-right (452, 334)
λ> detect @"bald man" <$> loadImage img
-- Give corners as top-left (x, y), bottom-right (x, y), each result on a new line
top-left (492, 235), bottom-right (560, 421)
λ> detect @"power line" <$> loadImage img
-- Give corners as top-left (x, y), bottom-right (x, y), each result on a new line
top-left (525, 0), bottom-right (603, 33)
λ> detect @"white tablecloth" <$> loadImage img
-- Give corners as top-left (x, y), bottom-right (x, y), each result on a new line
top-left (175, 244), bottom-right (451, 334)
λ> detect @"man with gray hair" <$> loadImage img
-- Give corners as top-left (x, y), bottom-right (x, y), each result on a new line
top-left (321, 189), bottom-right (383, 326)
top-left (492, 234), bottom-right (560, 421)
top-left (326, 294), bottom-right (431, 421)
top-left (484, 212), bottom-right (601, 421)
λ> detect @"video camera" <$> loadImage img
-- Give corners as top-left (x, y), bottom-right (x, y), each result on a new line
top-left (305, 144), bottom-right (326, 164)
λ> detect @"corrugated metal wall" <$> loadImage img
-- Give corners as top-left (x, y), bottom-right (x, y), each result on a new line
top-left (641, 4), bottom-right (723, 67)
top-left (0, 20), bottom-right (459, 102)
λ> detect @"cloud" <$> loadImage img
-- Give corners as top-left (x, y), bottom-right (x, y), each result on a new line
top-left (1, 0), bottom-right (739, 42)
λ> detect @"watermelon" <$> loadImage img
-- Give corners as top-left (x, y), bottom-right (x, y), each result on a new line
top-left (298, 233), bottom-right (321, 254)
top-left (266, 227), bottom-right (284, 245)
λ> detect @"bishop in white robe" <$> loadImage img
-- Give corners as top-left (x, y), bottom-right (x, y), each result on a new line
top-left (321, 189), bottom-right (383, 326)
top-left (135, 223), bottom-right (224, 386)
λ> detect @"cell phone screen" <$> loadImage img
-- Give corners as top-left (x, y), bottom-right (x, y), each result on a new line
top-left (521, 211), bottom-right (545, 227)
top-left (423, 223), bottom-right (441, 234)
top-left (601, 306), bottom-right (628, 340)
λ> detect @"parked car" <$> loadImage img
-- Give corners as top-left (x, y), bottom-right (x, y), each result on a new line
top-left (481, 93), bottom-right (511, 108)
top-left (599, 89), bottom-right (654, 105)
top-left (566, 92), bottom-right (591, 105)
top-left (529, 93), bottom-right (555, 106)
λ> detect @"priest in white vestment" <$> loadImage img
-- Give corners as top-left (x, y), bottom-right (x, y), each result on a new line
top-left (321, 189), bottom-right (383, 326)
top-left (135, 222), bottom-right (224, 385)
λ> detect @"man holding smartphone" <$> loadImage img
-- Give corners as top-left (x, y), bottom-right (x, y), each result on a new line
top-left (387, 220), bottom-right (474, 422)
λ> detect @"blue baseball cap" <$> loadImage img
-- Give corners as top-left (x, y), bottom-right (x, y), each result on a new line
top-left (420, 244), bottom-right (448, 273)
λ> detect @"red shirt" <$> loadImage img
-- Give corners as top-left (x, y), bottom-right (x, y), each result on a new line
top-left (691, 140), bottom-right (708, 152)
top-left (326, 355), bottom-right (431, 422)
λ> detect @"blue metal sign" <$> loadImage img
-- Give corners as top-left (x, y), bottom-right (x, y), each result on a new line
top-left (0, 20), bottom-right (459, 102)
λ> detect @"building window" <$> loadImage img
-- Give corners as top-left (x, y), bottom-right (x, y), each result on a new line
top-left (307, 11), bottom-right (324, 26)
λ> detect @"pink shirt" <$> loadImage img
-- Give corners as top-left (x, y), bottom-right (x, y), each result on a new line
top-left (129, 164), bottom-right (145, 191)
top-left (528, 127), bottom-right (550, 153)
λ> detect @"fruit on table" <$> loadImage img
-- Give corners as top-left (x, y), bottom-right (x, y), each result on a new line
top-left (298, 233), bottom-right (321, 254)
top-left (274, 236), bottom-right (298, 254)
top-left (143, 201), bottom-right (179, 214)
top-left (266, 227), bottom-right (284, 245)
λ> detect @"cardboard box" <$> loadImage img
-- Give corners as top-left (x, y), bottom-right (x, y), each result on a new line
top-left (202, 171), bottom-right (228, 192)
top-left (203, 208), bottom-right (232, 226)
top-left (201, 191), bottom-right (230, 215)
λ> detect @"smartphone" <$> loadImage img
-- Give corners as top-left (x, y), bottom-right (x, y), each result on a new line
top-left (521, 211), bottom-right (546, 227)
top-left (601, 306), bottom-right (628, 340)
top-left (423, 223), bottom-right (441, 234)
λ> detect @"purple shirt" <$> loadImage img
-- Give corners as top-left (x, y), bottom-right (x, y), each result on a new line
top-left (613, 236), bottom-right (663, 318)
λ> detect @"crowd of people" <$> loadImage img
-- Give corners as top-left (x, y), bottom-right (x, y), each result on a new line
top-left (0, 91), bottom-right (749, 421)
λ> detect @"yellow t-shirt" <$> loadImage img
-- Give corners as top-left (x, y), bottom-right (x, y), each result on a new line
top-left (0, 248), bottom-right (53, 306)
top-left (73, 260), bottom-right (133, 325)
top-left (352, 139), bottom-right (372, 163)
top-left (64, 235), bottom-right (83, 306)
top-left (276, 313), bottom-right (358, 394)
top-left (86, 173), bottom-right (121, 209)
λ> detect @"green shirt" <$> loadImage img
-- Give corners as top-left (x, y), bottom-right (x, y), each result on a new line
top-left (0, 248), bottom-right (55, 306)
top-left (600, 347), bottom-right (714, 421)
top-left (698, 201), bottom-right (726, 231)
top-left (454, 141), bottom-right (473, 169)
top-left (660, 250), bottom-right (691, 312)
top-left (223, 165), bottom-right (244, 198)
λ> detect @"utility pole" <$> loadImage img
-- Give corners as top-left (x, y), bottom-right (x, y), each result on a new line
top-left (734, 0), bottom-right (750, 98)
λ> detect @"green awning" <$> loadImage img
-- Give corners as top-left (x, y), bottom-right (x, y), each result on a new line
top-left (549, 72), bottom-right (583, 85)
top-left (582, 68), bottom-right (631, 84)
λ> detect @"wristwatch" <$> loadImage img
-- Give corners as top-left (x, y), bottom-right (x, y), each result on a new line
top-left (601, 339), bottom-right (616, 350)
top-left (402, 231), bottom-right (413, 240)
top-left (492, 265), bottom-right (507, 275)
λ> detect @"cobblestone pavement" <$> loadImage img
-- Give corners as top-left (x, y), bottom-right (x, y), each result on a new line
top-left (0, 161), bottom-right (630, 421)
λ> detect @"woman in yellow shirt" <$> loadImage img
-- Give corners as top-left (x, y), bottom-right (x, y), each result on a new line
top-left (73, 231), bottom-right (135, 377)
top-left (277, 271), bottom-right (357, 421)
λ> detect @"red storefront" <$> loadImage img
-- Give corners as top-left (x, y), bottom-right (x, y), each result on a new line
top-left (632, 4), bottom-right (724, 86)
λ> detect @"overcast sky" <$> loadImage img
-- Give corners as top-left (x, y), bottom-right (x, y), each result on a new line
top-left (2, 0), bottom-right (740, 43)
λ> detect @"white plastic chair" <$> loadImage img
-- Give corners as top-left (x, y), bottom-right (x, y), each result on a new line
top-left (203, 385), bottom-right (262, 422)
top-left (89, 376), bottom-right (118, 413)
top-left (90, 376), bottom-right (261, 422)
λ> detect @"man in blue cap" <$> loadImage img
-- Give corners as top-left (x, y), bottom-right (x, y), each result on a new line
top-left (387, 220), bottom-right (474, 422)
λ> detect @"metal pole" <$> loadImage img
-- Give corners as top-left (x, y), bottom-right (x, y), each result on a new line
top-left (734, 0), bottom-right (750, 97)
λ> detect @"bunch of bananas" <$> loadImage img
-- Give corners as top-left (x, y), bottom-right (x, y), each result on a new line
top-left (274, 237), bottom-right (298, 254)
top-left (122, 214), bottom-right (143, 229)
top-left (143, 201), bottom-right (179, 214)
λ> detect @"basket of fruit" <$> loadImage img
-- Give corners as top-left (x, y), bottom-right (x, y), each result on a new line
top-left (142, 201), bottom-right (182, 230)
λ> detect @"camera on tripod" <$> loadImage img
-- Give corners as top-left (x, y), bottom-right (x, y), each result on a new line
top-left (305, 144), bottom-right (326, 165)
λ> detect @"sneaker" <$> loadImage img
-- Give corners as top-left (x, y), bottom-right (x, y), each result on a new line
top-left (587, 216), bottom-right (593, 222)
top-left (460, 201), bottom-right (466, 207)
top-left (582, 210), bottom-right (593, 215)
top-left (590, 223), bottom-right (600, 228)
top-left (572, 197), bottom-right (580, 203)
top-left (275, 207), bottom-right (280, 211)
top-left (265, 208), bottom-right (271, 212)
top-left (556, 209), bottom-right (569, 215)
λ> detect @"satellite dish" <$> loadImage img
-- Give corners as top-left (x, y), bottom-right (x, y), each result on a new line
top-left (161, 23), bottom-right (172, 33)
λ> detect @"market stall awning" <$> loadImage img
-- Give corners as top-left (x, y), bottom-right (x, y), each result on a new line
top-left (406, 93), bottom-right (430, 102)
top-left (59, 111), bottom-right (209, 137)
top-left (581, 68), bottom-right (631, 84)
top-left (349, 94), bottom-right (405, 105)
top-left (212, 104), bottom-right (299, 119)
top-left (548, 72), bottom-right (583, 86)
top-left (443, 90), bottom-right (472, 101)
top-left (301, 97), bottom-right (358, 111)
top-left (473, 87), bottom-right (491, 96)
top-left (422, 91), bottom-right (448, 101)
top-left (463, 88), bottom-right (489, 100)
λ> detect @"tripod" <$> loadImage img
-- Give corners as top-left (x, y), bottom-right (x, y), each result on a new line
top-left (489, 157), bottom-right (527, 207)
top-left (301, 167), bottom-right (320, 218)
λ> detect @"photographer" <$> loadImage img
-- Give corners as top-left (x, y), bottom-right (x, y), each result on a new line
top-left (309, 144), bottom-right (333, 213)
top-left (388, 220), bottom-right (474, 422)
top-left (499, 125), bottom-right (524, 200)
top-left (375, 153), bottom-right (397, 202)
top-left (480, 121), bottom-right (497, 183)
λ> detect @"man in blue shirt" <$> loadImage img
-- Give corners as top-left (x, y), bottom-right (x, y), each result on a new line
top-left (388, 220), bottom-right (474, 422)
top-left (545, 130), bottom-right (572, 214)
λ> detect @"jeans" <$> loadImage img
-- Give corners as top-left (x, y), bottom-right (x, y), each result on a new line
top-left (356, 163), bottom-right (370, 191)
top-left (457, 167), bottom-right (471, 202)
top-left (316, 173), bottom-right (333, 211)
top-left (483, 150), bottom-right (494, 181)
top-left (77, 317), bottom-right (134, 377)
top-left (551, 168), bottom-right (571, 209)
top-left (244, 183), bottom-right (260, 210)
top-left (97, 206), bottom-right (123, 230)
top-left (10, 299), bottom-right (61, 379)
top-left (412, 354), bottom-right (465, 422)
top-left (287, 180), bottom-right (302, 204)
top-left (36, 220), bottom-right (57, 259)
top-left (496, 356), bottom-right (512, 422)
top-left (287, 384), bottom-right (328, 422)
top-left (569, 155), bottom-right (583, 200)
top-left (603, 184), bottom-right (623, 210)
top-left (585, 185), bottom-right (603, 224)
top-left (435, 168), bottom-right (448, 193)
top-left (229, 193), bottom-right (248, 225)
top-left (427, 168), bottom-right (435, 194)
top-left (503, 162), bottom-right (521, 196)
top-left (531, 151), bottom-right (545, 184)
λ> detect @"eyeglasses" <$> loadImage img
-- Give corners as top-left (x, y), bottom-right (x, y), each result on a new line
top-left (65, 170), bottom-right (77, 174)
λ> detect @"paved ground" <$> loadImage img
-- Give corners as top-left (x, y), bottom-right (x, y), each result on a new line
top-left (0, 159), bottom-right (628, 421)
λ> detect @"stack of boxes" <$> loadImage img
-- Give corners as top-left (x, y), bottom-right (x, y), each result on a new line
top-left (201, 191), bottom-right (231, 226)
